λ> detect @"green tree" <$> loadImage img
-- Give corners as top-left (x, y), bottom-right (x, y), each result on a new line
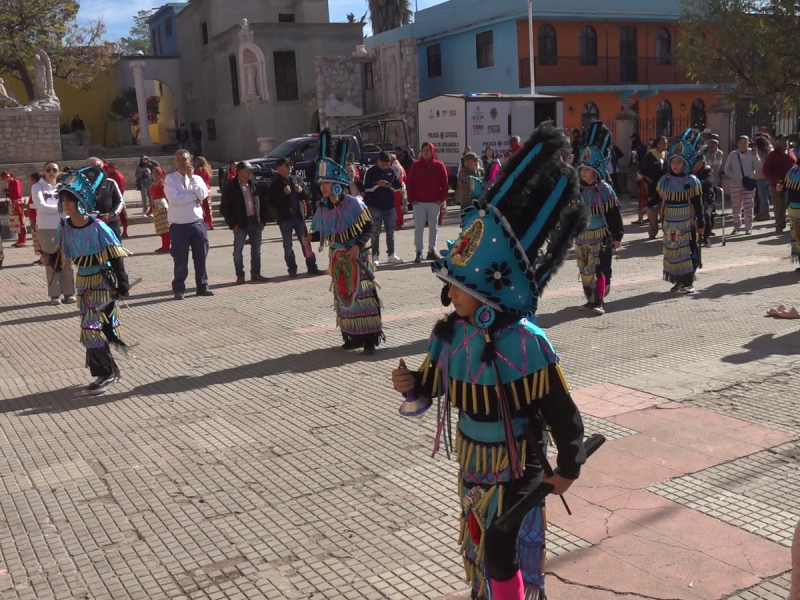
top-left (677, 0), bottom-right (800, 107)
top-left (0, 0), bottom-right (116, 102)
top-left (368, 0), bottom-right (411, 35)
top-left (110, 87), bottom-right (160, 143)
top-left (117, 9), bottom-right (154, 55)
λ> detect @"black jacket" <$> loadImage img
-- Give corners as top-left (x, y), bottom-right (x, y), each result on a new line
top-left (267, 173), bottom-right (308, 222)
top-left (94, 178), bottom-right (124, 221)
top-left (219, 178), bottom-right (269, 229)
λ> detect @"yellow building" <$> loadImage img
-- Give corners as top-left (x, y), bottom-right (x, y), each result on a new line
top-left (3, 65), bottom-right (121, 148)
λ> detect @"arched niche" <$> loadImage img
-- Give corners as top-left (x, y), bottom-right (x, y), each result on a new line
top-left (238, 42), bottom-right (268, 103)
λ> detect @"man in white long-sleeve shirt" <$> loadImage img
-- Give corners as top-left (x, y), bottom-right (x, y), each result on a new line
top-left (32, 162), bottom-right (76, 305)
top-left (164, 150), bottom-right (214, 300)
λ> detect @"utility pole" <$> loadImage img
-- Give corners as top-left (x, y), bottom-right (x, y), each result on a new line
top-left (528, 0), bottom-right (535, 94)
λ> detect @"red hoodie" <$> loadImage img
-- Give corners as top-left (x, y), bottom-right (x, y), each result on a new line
top-left (407, 143), bottom-right (449, 204)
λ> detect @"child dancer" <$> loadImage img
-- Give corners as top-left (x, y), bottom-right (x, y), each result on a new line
top-left (658, 129), bottom-right (705, 294)
top-left (574, 122), bottom-right (623, 315)
top-left (41, 167), bottom-right (132, 394)
top-left (304, 131), bottom-right (383, 355)
top-left (149, 167), bottom-right (171, 253)
top-left (392, 123), bottom-right (587, 600)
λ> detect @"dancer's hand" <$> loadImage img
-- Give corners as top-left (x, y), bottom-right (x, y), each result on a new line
top-left (392, 364), bottom-right (416, 393)
top-left (348, 245), bottom-right (360, 260)
top-left (302, 234), bottom-right (310, 245)
top-left (543, 474), bottom-right (575, 496)
top-left (697, 229), bottom-right (704, 236)
top-left (612, 241), bottom-right (621, 250)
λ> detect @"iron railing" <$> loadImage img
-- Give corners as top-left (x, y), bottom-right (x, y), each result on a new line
top-left (519, 56), bottom-right (694, 89)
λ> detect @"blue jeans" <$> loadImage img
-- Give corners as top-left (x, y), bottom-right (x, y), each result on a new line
top-left (370, 207), bottom-right (396, 256)
top-left (278, 216), bottom-right (317, 273)
top-left (756, 178), bottom-right (771, 215)
top-left (413, 202), bottom-right (441, 253)
top-left (233, 217), bottom-right (263, 278)
top-left (170, 221), bottom-right (209, 293)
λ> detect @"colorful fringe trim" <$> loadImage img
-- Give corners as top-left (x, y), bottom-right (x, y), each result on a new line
top-left (788, 204), bottom-right (800, 262)
top-left (71, 244), bottom-right (132, 268)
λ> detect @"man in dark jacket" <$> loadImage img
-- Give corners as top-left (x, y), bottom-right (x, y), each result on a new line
top-left (693, 153), bottom-right (716, 247)
top-left (364, 151), bottom-right (404, 266)
top-left (268, 158), bottom-right (322, 277)
top-left (86, 157), bottom-right (124, 238)
top-left (176, 124), bottom-right (190, 150)
top-left (219, 161), bottom-right (270, 284)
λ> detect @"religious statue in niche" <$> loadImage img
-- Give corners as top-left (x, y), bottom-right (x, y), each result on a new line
top-left (34, 51), bottom-right (56, 100)
top-left (245, 64), bottom-right (260, 102)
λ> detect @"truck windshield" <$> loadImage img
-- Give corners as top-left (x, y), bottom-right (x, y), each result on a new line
top-left (267, 140), bottom-right (303, 158)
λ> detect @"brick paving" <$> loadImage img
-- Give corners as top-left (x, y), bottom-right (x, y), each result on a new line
top-left (0, 201), bottom-right (798, 599)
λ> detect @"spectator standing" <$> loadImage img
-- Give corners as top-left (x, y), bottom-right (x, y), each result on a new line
top-left (345, 153), bottom-right (362, 197)
top-left (504, 135), bottom-right (522, 161)
top-left (31, 162), bottom-right (76, 304)
top-left (305, 156), bottom-right (320, 214)
top-left (704, 134), bottom-right (725, 188)
top-left (630, 133), bottom-right (649, 224)
top-left (164, 150), bottom-right (214, 299)
top-left (190, 123), bottom-right (203, 157)
top-left (2, 172), bottom-right (26, 247)
top-left (570, 128), bottom-right (583, 158)
top-left (267, 158), bottom-right (322, 278)
top-left (175, 123), bottom-right (190, 150)
top-left (639, 136), bottom-right (668, 238)
top-left (149, 167), bottom-right (171, 253)
top-left (364, 151), bottom-right (404, 266)
top-left (460, 146), bottom-right (472, 169)
top-left (220, 161), bottom-right (270, 284)
top-left (135, 155), bottom-right (160, 215)
top-left (71, 114), bottom-right (86, 147)
top-left (482, 146), bottom-right (501, 184)
top-left (389, 154), bottom-right (408, 229)
top-left (86, 157), bottom-right (125, 239)
top-left (754, 136), bottom-right (773, 221)
top-left (455, 152), bottom-right (484, 209)
top-left (27, 172), bottom-right (42, 263)
top-left (105, 163), bottom-right (129, 238)
top-left (724, 136), bottom-right (759, 234)
top-left (195, 156), bottom-right (215, 230)
top-left (407, 142), bottom-right (448, 263)
top-left (609, 144), bottom-right (624, 194)
top-left (763, 134), bottom-right (797, 233)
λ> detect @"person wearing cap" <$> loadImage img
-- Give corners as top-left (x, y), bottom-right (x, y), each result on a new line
top-left (135, 155), bottom-right (160, 215)
top-left (704, 134), bottom-right (725, 189)
top-left (267, 157), bottom-right (322, 278)
top-left (455, 151), bottom-right (485, 209)
top-left (86, 157), bottom-right (126, 239)
top-left (364, 151), bottom-right (405, 266)
top-left (1, 171), bottom-right (26, 247)
top-left (724, 135), bottom-right (760, 234)
top-left (219, 161), bottom-right (270, 285)
top-left (39, 166), bottom-right (132, 395)
top-left (692, 152), bottom-right (717, 247)
top-left (164, 149), bottom-right (214, 299)
top-left (763, 134), bottom-right (797, 233)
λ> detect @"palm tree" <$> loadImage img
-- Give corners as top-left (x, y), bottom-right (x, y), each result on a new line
top-left (368, 0), bottom-right (412, 35)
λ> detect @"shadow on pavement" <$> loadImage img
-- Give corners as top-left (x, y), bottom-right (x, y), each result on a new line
top-left (722, 329), bottom-right (800, 364)
top-left (692, 270), bottom-right (798, 300)
top-left (2, 337), bottom-right (428, 416)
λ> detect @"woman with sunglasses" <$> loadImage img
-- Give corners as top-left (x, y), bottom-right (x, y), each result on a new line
top-left (32, 162), bottom-right (76, 305)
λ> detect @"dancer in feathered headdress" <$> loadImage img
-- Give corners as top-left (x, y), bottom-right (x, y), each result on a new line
top-left (783, 162), bottom-right (800, 264)
top-left (574, 121), bottom-right (624, 315)
top-left (304, 130), bottom-right (384, 354)
top-left (391, 123), bottom-right (588, 600)
top-left (657, 128), bottom-right (706, 294)
top-left (40, 166), bottom-right (133, 395)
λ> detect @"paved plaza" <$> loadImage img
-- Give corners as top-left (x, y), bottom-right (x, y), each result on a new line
top-left (0, 199), bottom-right (799, 600)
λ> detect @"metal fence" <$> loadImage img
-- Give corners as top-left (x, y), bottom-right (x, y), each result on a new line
top-left (519, 57), bottom-right (693, 89)
top-left (636, 116), bottom-right (693, 141)
top-left (731, 107), bottom-right (800, 151)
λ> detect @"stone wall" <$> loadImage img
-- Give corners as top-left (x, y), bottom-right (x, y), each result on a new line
top-left (314, 55), bottom-right (364, 131)
top-left (0, 110), bottom-right (62, 164)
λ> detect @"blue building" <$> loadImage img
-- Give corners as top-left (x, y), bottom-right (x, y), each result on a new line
top-left (147, 3), bottom-right (188, 56)
top-left (367, 0), bottom-right (715, 136)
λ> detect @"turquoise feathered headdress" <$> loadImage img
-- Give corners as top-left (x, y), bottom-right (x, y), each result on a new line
top-left (576, 121), bottom-right (612, 179)
top-left (57, 166), bottom-right (105, 215)
top-left (432, 123), bottom-right (584, 317)
top-left (315, 129), bottom-right (352, 192)
top-left (668, 128), bottom-right (704, 175)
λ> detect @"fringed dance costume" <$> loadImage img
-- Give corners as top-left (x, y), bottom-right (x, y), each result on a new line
top-left (398, 124), bottom-right (588, 600)
top-left (785, 166), bottom-right (800, 263)
top-left (575, 122), bottom-right (623, 312)
top-left (312, 194), bottom-right (383, 348)
top-left (150, 181), bottom-right (171, 252)
top-left (54, 217), bottom-right (132, 378)
top-left (658, 174), bottom-right (704, 286)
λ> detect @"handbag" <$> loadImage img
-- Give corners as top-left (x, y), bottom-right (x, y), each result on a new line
top-left (736, 153), bottom-right (757, 191)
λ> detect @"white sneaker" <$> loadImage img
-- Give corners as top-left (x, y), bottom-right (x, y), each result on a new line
top-left (372, 255), bottom-right (380, 267)
top-left (387, 254), bottom-right (404, 264)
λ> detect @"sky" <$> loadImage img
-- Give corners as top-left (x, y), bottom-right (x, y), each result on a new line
top-left (80, 0), bottom-right (447, 41)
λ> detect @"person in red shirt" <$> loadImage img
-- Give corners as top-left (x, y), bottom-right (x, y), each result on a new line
top-left (2, 171), bottom-right (26, 247)
top-left (762, 134), bottom-right (797, 233)
top-left (105, 164), bottom-right (129, 238)
top-left (390, 154), bottom-right (407, 228)
top-left (149, 167), bottom-right (171, 253)
top-left (406, 143), bottom-right (449, 263)
top-left (195, 156), bottom-right (215, 230)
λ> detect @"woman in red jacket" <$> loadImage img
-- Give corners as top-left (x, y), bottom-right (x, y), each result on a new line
top-left (195, 156), bottom-right (215, 230)
top-left (2, 172), bottom-right (26, 247)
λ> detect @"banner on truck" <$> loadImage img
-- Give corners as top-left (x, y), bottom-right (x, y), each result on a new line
top-left (420, 101), bottom-right (463, 169)
top-left (467, 101), bottom-right (510, 157)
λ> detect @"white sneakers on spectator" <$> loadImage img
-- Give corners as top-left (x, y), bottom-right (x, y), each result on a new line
top-left (387, 254), bottom-right (404, 264)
